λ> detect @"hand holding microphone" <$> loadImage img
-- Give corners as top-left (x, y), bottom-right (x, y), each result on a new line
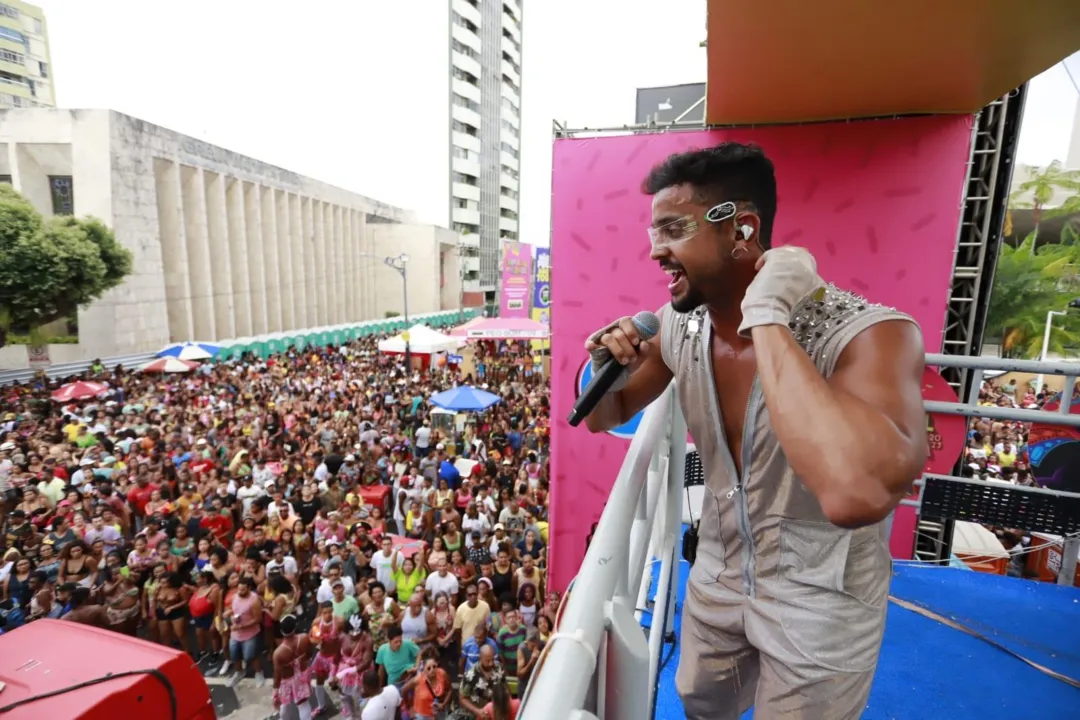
top-left (569, 312), bottom-right (660, 426)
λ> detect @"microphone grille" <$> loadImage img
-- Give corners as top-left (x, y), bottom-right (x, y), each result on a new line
top-left (631, 311), bottom-right (661, 341)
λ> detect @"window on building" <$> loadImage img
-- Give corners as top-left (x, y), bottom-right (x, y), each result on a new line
top-left (502, 28), bottom-right (520, 53)
top-left (38, 60), bottom-right (47, 78)
top-left (0, 69), bottom-right (25, 87)
top-left (452, 11), bottom-right (478, 34)
top-left (0, 174), bottom-right (11, 185)
top-left (500, 209), bottom-right (518, 221)
top-left (452, 172), bottom-right (478, 187)
top-left (0, 3), bottom-right (18, 19)
top-left (33, 18), bottom-right (42, 34)
top-left (452, 67), bottom-right (479, 87)
top-left (48, 176), bottom-right (74, 216)
top-left (501, 51), bottom-right (520, 74)
top-left (0, 26), bottom-right (24, 44)
top-left (451, 39), bottom-right (479, 61)
top-left (500, 143), bottom-right (519, 160)
top-left (452, 120), bottom-right (478, 137)
top-left (502, 74), bottom-right (519, 93)
top-left (452, 93), bottom-right (481, 113)
top-left (0, 48), bottom-right (23, 65)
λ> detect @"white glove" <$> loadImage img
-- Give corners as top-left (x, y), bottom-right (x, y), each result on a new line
top-left (738, 246), bottom-right (824, 337)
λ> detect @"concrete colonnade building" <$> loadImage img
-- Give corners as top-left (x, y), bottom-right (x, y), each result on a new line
top-left (0, 108), bottom-right (461, 364)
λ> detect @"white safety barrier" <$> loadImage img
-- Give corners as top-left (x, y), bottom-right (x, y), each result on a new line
top-left (522, 353), bottom-right (1080, 719)
top-left (521, 384), bottom-right (685, 720)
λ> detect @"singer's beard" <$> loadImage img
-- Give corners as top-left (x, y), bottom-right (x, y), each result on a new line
top-left (670, 280), bottom-right (705, 314)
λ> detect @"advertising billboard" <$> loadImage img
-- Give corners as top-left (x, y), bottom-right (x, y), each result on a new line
top-left (499, 241), bottom-right (533, 318)
top-left (531, 247), bottom-right (551, 350)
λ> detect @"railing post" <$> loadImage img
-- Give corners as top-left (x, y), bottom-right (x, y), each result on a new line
top-left (647, 393), bottom-right (687, 716)
top-left (1058, 537), bottom-right (1079, 587)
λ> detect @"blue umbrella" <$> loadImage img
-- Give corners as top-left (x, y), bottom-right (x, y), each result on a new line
top-left (158, 341), bottom-right (222, 361)
top-left (430, 386), bottom-right (501, 412)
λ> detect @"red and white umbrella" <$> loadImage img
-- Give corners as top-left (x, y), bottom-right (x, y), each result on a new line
top-left (137, 357), bottom-right (198, 373)
top-left (50, 381), bottom-right (108, 403)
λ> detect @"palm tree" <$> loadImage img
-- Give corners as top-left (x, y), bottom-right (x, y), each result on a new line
top-left (986, 232), bottom-right (1080, 358)
top-left (1009, 161), bottom-right (1080, 252)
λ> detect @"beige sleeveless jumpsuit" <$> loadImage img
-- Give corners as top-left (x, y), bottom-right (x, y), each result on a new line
top-left (660, 284), bottom-right (914, 720)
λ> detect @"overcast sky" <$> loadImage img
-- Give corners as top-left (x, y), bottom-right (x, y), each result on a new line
top-left (34, 0), bottom-right (1080, 248)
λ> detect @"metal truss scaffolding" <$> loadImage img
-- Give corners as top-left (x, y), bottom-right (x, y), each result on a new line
top-left (938, 85), bottom-right (1029, 399)
top-left (916, 85), bottom-right (1029, 565)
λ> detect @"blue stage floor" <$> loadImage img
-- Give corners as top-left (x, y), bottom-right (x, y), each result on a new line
top-left (642, 530), bottom-right (1080, 720)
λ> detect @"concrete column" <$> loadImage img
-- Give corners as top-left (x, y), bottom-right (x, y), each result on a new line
top-left (322, 202), bottom-right (335, 325)
top-left (244, 182), bottom-right (269, 336)
top-left (154, 159), bottom-right (194, 343)
top-left (226, 178), bottom-right (252, 337)
top-left (302, 197), bottom-right (317, 328)
top-left (260, 186), bottom-right (282, 332)
top-left (327, 204), bottom-right (340, 324)
top-left (288, 194), bottom-right (306, 329)
top-left (204, 171), bottom-right (235, 341)
top-left (350, 210), bottom-right (361, 320)
top-left (364, 215), bottom-right (375, 320)
top-left (342, 209), bottom-right (355, 322)
top-left (333, 206), bottom-right (347, 324)
top-left (180, 165), bottom-right (216, 341)
top-left (275, 189), bottom-right (295, 331)
top-left (313, 201), bottom-right (327, 326)
top-left (324, 202), bottom-right (339, 325)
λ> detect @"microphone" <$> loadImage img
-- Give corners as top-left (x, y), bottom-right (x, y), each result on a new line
top-left (568, 311), bottom-right (661, 427)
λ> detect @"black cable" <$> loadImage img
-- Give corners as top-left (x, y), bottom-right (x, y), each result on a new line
top-left (0, 667), bottom-right (179, 720)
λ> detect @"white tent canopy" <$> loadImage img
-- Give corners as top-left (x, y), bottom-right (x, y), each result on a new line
top-left (378, 324), bottom-right (463, 355)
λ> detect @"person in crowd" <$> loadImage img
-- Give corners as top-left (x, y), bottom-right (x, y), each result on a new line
top-left (0, 333), bottom-right (552, 716)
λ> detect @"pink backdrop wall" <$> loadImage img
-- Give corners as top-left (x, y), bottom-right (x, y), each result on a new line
top-left (548, 116), bottom-right (975, 591)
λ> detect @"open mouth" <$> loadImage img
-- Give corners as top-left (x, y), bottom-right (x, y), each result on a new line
top-left (664, 267), bottom-right (686, 293)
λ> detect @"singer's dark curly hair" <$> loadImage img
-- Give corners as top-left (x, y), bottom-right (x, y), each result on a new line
top-left (642, 142), bottom-right (777, 249)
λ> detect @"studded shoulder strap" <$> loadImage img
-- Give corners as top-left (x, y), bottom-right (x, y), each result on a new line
top-left (788, 284), bottom-right (916, 376)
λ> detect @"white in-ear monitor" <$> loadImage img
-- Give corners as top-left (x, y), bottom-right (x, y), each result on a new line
top-left (739, 224), bottom-right (754, 240)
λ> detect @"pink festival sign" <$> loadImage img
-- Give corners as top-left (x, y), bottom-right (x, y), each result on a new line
top-left (500, 241), bottom-right (533, 318)
top-left (547, 117), bottom-right (976, 591)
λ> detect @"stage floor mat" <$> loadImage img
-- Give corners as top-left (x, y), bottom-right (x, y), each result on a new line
top-left (642, 528), bottom-right (1080, 720)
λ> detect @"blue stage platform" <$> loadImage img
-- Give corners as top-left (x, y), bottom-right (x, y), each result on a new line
top-left (642, 532), bottom-right (1080, 720)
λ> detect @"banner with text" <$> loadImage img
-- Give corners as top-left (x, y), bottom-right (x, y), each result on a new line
top-left (531, 247), bottom-right (551, 350)
top-left (500, 241), bottom-right (533, 318)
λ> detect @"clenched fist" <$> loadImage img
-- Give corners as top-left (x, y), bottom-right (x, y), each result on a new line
top-left (738, 246), bottom-right (824, 337)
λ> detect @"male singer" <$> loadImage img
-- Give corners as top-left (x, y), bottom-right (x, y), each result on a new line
top-left (583, 143), bottom-right (927, 719)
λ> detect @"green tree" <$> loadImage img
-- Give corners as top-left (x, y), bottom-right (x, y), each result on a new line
top-left (0, 185), bottom-right (132, 349)
top-left (986, 232), bottom-right (1080, 358)
top-left (1009, 161), bottom-right (1080, 252)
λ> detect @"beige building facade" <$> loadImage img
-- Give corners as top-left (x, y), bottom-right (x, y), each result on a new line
top-left (0, 108), bottom-right (462, 367)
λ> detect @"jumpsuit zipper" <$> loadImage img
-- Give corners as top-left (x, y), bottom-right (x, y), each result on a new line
top-left (701, 323), bottom-right (760, 598)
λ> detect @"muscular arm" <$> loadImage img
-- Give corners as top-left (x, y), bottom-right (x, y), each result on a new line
top-left (751, 321), bottom-right (927, 528)
top-left (584, 320), bottom-right (673, 434)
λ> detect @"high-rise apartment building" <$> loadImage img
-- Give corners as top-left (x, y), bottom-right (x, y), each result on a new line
top-left (449, 0), bottom-right (522, 306)
top-left (0, 1), bottom-right (53, 109)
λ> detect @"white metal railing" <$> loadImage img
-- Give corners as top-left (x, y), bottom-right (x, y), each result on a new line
top-left (523, 353), bottom-right (1080, 719)
top-left (521, 384), bottom-right (685, 720)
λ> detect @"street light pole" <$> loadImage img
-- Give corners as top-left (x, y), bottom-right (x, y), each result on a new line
top-left (382, 253), bottom-right (410, 369)
top-left (360, 251), bottom-right (410, 369)
top-left (1036, 306), bottom-right (1075, 395)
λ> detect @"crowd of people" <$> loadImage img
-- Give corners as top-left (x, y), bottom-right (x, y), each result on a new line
top-left (964, 375), bottom-right (1056, 485)
top-left (0, 334), bottom-right (554, 720)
